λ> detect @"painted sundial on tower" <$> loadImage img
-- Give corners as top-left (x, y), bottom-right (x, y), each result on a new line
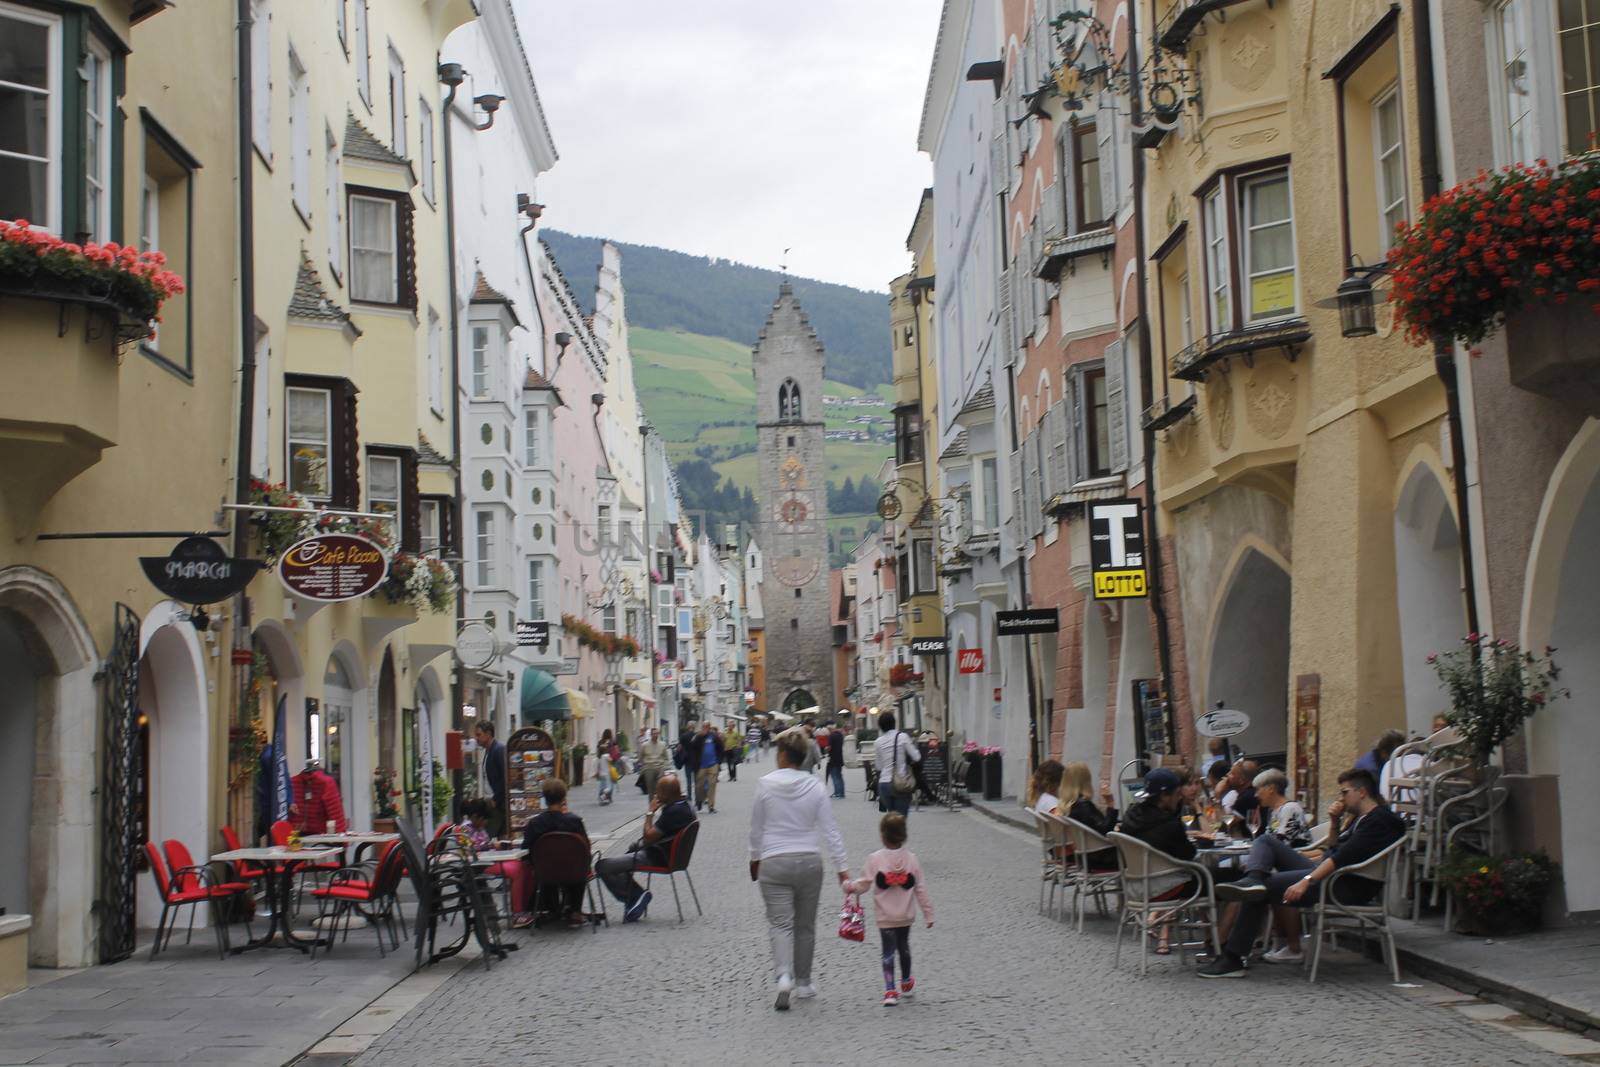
top-left (771, 554), bottom-right (821, 588)
top-left (779, 455), bottom-right (805, 488)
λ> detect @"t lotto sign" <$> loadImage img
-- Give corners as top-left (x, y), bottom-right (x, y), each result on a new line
top-left (957, 648), bottom-right (985, 674)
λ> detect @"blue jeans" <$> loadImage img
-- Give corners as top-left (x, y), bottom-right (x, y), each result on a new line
top-left (877, 783), bottom-right (911, 816)
top-left (827, 764), bottom-right (845, 797)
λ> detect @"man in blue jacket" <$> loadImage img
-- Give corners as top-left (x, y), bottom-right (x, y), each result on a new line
top-left (690, 721), bottom-right (724, 813)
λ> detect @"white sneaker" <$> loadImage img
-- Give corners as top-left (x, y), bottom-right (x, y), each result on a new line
top-left (794, 983), bottom-right (817, 999)
top-left (1263, 943), bottom-right (1304, 964)
top-left (775, 973), bottom-right (793, 1011)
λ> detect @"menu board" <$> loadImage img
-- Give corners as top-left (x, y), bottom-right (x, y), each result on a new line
top-left (505, 727), bottom-right (558, 834)
top-left (919, 741), bottom-right (948, 798)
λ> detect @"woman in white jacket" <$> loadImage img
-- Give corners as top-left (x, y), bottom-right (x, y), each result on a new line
top-left (749, 728), bottom-right (850, 1011)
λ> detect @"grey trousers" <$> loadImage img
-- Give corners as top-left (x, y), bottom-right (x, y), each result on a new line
top-left (758, 852), bottom-right (823, 982)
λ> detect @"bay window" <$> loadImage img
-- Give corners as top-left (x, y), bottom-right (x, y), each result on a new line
top-left (287, 386), bottom-right (332, 500)
top-left (912, 539), bottom-right (936, 595)
top-left (81, 40), bottom-right (110, 241)
top-left (1083, 367), bottom-right (1110, 478)
top-left (524, 407), bottom-right (544, 467)
top-left (475, 510), bottom-right (494, 588)
top-left (1200, 167), bottom-right (1298, 335)
top-left (419, 498), bottom-right (440, 553)
top-left (1374, 88), bottom-right (1407, 252)
top-left (979, 457), bottom-right (1000, 533)
top-left (0, 5), bottom-right (57, 227)
top-left (367, 452), bottom-right (401, 534)
top-left (471, 325), bottom-right (491, 398)
top-left (527, 559), bottom-right (546, 620)
top-left (348, 186), bottom-right (413, 307)
top-left (1072, 122), bottom-right (1104, 230)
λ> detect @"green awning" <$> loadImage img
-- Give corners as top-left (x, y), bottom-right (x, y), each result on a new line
top-left (521, 669), bottom-right (570, 720)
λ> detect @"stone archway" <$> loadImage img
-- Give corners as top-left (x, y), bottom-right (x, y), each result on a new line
top-left (1522, 419), bottom-right (1600, 913)
top-left (135, 605), bottom-right (211, 931)
top-left (0, 566), bottom-right (99, 967)
top-left (782, 688), bottom-right (818, 714)
top-left (1204, 547), bottom-right (1292, 757)
top-left (1393, 463), bottom-right (1466, 734)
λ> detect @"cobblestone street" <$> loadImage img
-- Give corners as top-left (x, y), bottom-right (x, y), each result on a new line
top-left (351, 767), bottom-right (1568, 1067)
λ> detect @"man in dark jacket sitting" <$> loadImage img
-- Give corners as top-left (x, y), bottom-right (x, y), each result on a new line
top-left (595, 774), bottom-right (698, 922)
top-left (520, 778), bottom-right (589, 927)
top-left (1120, 767), bottom-right (1196, 864)
top-left (1199, 767), bottom-right (1406, 978)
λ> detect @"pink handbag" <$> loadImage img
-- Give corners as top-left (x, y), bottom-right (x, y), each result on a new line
top-left (838, 892), bottom-right (866, 942)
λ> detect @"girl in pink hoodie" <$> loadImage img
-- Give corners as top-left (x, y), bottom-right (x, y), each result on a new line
top-left (847, 813), bottom-right (934, 1006)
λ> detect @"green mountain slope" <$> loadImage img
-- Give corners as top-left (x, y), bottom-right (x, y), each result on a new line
top-left (542, 230), bottom-right (891, 390)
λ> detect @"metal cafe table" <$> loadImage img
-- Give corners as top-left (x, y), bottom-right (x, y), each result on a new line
top-left (211, 845), bottom-right (341, 953)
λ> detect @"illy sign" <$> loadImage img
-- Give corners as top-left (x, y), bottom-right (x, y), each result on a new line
top-left (957, 648), bottom-right (985, 674)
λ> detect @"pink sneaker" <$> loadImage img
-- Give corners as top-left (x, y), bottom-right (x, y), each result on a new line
top-left (882, 990), bottom-right (899, 1007)
top-left (899, 978), bottom-right (915, 998)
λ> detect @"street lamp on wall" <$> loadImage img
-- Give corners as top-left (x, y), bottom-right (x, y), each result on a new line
top-left (1327, 263), bottom-right (1390, 339)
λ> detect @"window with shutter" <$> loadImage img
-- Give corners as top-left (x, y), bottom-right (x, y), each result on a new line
top-left (1028, 430), bottom-right (1046, 537)
top-left (991, 95), bottom-right (1007, 198)
top-left (1041, 182), bottom-right (1064, 240)
top-left (1104, 338), bottom-right (1129, 473)
top-left (1009, 448), bottom-right (1024, 536)
top-left (1047, 402), bottom-right (1070, 501)
top-left (1068, 369), bottom-right (1086, 485)
top-left (1097, 101), bottom-right (1118, 227)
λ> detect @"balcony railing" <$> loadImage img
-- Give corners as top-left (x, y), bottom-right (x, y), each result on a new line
top-left (1156, 0), bottom-right (1243, 53)
top-left (1172, 318), bottom-right (1311, 381)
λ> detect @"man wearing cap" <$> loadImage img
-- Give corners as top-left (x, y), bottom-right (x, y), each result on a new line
top-left (1118, 768), bottom-right (1198, 900)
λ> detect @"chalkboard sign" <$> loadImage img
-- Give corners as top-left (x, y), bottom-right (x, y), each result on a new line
top-left (919, 741), bottom-right (948, 796)
top-left (505, 727), bottom-right (558, 834)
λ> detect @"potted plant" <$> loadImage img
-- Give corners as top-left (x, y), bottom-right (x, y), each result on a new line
top-left (1437, 848), bottom-right (1557, 936)
top-left (1427, 634), bottom-right (1568, 763)
top-left (0, 219), bottom-right (185, 338)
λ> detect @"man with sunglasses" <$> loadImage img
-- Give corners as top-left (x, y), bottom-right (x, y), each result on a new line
top-left (1198, 767), bottom-right (1405, 978)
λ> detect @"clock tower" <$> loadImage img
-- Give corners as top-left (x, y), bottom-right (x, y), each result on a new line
top-left (753, 283), bottom-right (833, 715)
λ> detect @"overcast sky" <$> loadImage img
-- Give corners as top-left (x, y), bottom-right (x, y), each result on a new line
top-left (514, 1), bottom-right (941, 294)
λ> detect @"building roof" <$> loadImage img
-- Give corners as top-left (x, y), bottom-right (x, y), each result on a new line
top-left (956, 379), bottom-right (995, 418)
top-left (523, 367), bottom-right (564, 405)
top-left (344, 111), bottom-right (409, 169)
top-left (938, 430), bottom-right (970, 462)
top-left (287, 250), bottom-right (360, 336)
top-left (416, 433), bottom-right (450, 467)
top-left (470, 270), bottom-right (522, 327)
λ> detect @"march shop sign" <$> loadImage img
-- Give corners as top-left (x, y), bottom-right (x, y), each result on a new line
top-left (1089, 498), bottom-right (1149, 600)
top-left (277, 533), bottom-right (388, 602)
top-left (141, 536), bottom-right (263, 603)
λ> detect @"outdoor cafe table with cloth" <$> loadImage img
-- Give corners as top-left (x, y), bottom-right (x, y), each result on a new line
top-left (211, 846), bottom-right (341, 952)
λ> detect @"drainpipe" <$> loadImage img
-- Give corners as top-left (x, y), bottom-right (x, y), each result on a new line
top-left (1128, 0), bottom-right (1180, 763)
top-left (439, 65), bottom-right (467, 747)
top-left (232, 0), bottom-right (259, 788)
top-left (1412, 0), bottom-right (1482, 644)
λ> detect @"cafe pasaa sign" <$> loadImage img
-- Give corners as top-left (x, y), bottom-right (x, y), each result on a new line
top-left (1089, 498), bottom-right (1149, 600)
top-left (277, 534), bottom-right (388, 602)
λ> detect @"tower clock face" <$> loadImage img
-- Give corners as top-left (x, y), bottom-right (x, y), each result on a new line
top-left (778, 497), bottom-right (808, 526)
top-left (771, 555), bottom-right (820, 588)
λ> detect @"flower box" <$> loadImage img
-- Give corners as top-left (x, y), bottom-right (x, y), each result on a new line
top-left (1504, 299), bottom-right (1600, 417)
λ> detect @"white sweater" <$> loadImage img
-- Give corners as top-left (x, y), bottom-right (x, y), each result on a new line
top-left (748, 768), bottom-right (850, 871)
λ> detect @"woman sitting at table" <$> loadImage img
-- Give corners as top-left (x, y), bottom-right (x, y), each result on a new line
top-left (1026, 760), bottom-right (1065, 815)
top-left (1058, 761), bottom-right (1119, 872)
top-left (454, 798), bottom-right (534, 929)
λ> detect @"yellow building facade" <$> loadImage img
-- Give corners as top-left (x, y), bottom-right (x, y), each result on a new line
top-left (0, 0), bottom-right (240, 966)
top-left (1142, 0), bottom-right (1459, 807)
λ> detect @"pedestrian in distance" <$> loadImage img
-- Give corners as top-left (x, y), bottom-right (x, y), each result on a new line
top-left (691, 720), bottom-right (724, 813)
top-left (845, 813), bottom-right (933, 1007)
top-left (677, 720), bottom-right (698, 806)
top-left (872, 710), bottom-right (921, 817)
top-left (749, 728), bottom-right (850, 1011)
top-left (724, 725), bottom-right (743, 782)
top-left (826, 721), bottom-right (847, 799)
top-left (474, 721), bottom-right (508, 836)
top-left (638, 727), bottom-right (670, 799)
top-left (801, 725), bottom-right (822, 773)
top-left (596, 729), bottom-right (617, 806)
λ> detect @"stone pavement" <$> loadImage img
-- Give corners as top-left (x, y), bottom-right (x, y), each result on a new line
top-left (0, 933), bottom-right (416, 1066)
top-left (350, 764), bottom-right (1577, 1067)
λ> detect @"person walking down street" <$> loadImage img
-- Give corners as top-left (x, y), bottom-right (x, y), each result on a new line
top-left (596, 729), bottom-right (617, 806)
top-left (475, 721), bottom-right (508, 836)
top-left (677, 721), bottom-right (698, 807)
top-left (692, 721), bottom-right (724, 813)
top-left (826, 722), bottom-right (847, 799)
top-left (595, 774), bottom-right (698, 923)
top-left (639, 727), bottom-right (670, 798)
top-left (846, 813), bottom-right (934, 1007)
top-left (873, 711), bottom-right (920, 817)
top-left (749, 729), bottom-right (850, 1011)
top-left (745, 720), bottom-right (762, 762)
top-left (725, 725), bottom-right (743, 782)
top-left (801, 725), bottom-right (822, 774)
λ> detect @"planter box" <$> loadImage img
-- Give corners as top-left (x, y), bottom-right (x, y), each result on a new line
top-left (983, 753), bottom-right (1003, 800)
top-left (1505, 301), bottom-right (1600, 417)
top-left (0, 914), bottom-right (31, 997)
